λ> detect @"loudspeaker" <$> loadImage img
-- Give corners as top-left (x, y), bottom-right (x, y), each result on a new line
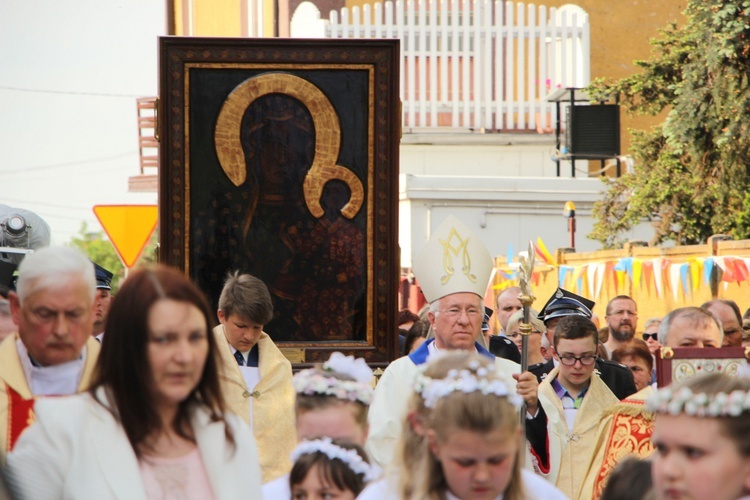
top-left (565, 104), bottom-right (620, 158)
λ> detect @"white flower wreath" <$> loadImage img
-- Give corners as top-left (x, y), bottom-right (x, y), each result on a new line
top-left (292, 352), bottom-right (374, 405)
top-left (290, 438), bottom-right (377, 482)
top-left (324, 352), bottom-right (373, 384)
top-left (646, 385), bottom-right (750, 417)
top-left (413, 366), bottom-right (522, 409)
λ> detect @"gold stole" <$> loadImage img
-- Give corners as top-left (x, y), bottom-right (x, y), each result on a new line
top-left (539, 368), bottom-right (619, 500)
top-left (579, 387), bottom-right (655, 499)
top-left (0, 334), bottom-right (99, 462)
top-left (214, 327), bottom-right (297, 483)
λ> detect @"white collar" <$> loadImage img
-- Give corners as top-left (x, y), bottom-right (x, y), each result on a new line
top-left (16, 338), bottom-right (86, 396)
top-left (426, 339), bottom-right (478, 361)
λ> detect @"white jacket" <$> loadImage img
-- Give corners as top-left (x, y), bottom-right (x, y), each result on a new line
top-left (4, 390), bottom-right (261, 500)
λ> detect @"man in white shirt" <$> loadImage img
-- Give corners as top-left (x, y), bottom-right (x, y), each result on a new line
top-left (0, 246), bottom-right (100, 461)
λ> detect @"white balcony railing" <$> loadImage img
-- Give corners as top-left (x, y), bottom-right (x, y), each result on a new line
top-left (291, 0), bottom-right (590, 132)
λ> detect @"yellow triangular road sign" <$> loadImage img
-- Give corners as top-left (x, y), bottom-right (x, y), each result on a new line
top-left (93, 205), bottom-right (158, 268)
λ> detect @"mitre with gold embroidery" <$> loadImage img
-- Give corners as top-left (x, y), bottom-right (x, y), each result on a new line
top-left (413, 215), bottom-right (493, 303)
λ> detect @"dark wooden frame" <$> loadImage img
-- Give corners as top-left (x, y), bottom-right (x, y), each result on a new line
top-left (158, 37), bottom-right (400, 367)
top-left (656, 346), bottom-right (750, 386)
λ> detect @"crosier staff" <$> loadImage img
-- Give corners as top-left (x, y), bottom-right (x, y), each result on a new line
top-left (517, 242), bottom-right (536, 434)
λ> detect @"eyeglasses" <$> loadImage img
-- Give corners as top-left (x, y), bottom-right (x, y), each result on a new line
top-left (507, 331), bottom-right (542, 339)
top-left (609, 309), bottom-right (637, 317)
top-left (642, 333), bottom-right (658, 341)
top-left (558, 354), bottom-right (597, 366)
top-left (440, 307), bottom-right (482, 319)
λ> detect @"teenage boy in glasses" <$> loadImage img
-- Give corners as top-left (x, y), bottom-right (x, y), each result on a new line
top-left (530, 288), bottom-right (636, 400)
top-left (526, 315), bottom-right (619, 500)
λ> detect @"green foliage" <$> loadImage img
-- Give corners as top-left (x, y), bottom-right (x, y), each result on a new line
top-left (589, 0), bottom-right (750, 248)
top-left (68, 222), bottom-right (159, 291)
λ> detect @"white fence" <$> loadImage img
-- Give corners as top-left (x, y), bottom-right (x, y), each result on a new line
top-left (291, 0), bottom-right (590, 132)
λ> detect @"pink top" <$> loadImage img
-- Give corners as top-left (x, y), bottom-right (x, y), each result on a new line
top-left (139, 448), bottom-right (215, 500)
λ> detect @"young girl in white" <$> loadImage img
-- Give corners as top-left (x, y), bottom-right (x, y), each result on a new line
top-left (262, 352), bottom-right (374, 498)
top-left (290, 438), bottom-right (376, 500)
top-left (648, 372), bottom-right (750, 500)
top-left (359, 351), bottom-right (566, 500)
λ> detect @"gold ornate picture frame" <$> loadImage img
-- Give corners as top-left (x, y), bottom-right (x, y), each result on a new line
top-left (656, 346), bottom-right (750, 386)
top-left (158, 37), bottom-right (400, 367)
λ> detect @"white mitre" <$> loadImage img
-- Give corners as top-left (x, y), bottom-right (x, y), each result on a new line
top-left (412, 215), bottom-right (493, 302)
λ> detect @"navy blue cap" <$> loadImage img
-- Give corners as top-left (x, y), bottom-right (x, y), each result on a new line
top-left (537, 287), bottom-right (594, 323)
top-left (0, 260), bottom-right (17, 293)
top-left (93, 263), bottom-right (113, 290)
top-left (482, 305), bottom-right (493, 332)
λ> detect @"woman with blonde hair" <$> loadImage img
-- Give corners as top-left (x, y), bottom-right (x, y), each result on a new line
top-left (648, 372), bottom-right (750, 500)
top-left (359, 351), bottom-right (565, 500)
top-left (504, 309), bottom-right (546, 366)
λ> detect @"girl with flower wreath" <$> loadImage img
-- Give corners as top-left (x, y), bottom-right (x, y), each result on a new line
top-left (648, 372), bottom-right (750, 500)
top-left (290, 438), bottom-right (376, 499)
top-left (262, 352), bottom-right (375, 498)
top-left (358, 351), bottom-right (566, 500)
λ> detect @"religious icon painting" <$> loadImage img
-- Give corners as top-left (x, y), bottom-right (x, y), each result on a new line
top-left (656, 346), bottom-right (749, 386)
top-left (158, 37), bottom-right (400, 367)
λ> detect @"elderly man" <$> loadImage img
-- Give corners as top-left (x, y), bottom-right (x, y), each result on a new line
top-left (496, 286), bottom-right (523, 335)
top-left (602, 295), bottom-right (638, 356)
top-left (0, 247), bottom-right (100, 461)
top-left (658, 306), bottom-right (723, 348)
top-left (366, 216), bottom-right (539, 468)
top-left (530, 288), bottom-right (637, 400)
top-left (579, 306), bottom-right (724, 497)
top-left (700, 299), bottom-right (742, 347)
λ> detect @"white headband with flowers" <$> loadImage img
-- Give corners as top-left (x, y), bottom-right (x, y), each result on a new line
top-left (413, 359), bottom-right (522, 409)
top-left (646, 385), bottom-right (750, 417)
top-left (292, 352), bottom-right (374, 405)
top-left (291, 438), bottom-right (377, 482)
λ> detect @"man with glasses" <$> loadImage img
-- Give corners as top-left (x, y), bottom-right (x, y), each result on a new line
top-left (0, 247), bottom-right (101, 462)
top-left (527, 315), bottom-right (619, 499)
top-left (365, 215), bottom-right (540, 467)
top-left (530, 288), bottom-right (637, 400)
top-left (602, 295), bottom-right (639, 357)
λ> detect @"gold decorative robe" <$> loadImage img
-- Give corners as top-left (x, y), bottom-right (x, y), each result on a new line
top-left (213, 326), bottom-right (296, 483)
top-left (0, 333), bottom-right (100, 463)
top-left (536, 366), bottom-right (619, 499)
top-left (578, 386), bottom-right (655, 500)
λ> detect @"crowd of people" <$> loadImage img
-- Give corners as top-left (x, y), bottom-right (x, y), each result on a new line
top-left (0, 213), bottom-right (748, 499)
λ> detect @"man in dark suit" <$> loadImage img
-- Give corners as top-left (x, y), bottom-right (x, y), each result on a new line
top-left (488, 305), bottom-right (522, 363)
top-left (529, 288), bottom-right (637, 400)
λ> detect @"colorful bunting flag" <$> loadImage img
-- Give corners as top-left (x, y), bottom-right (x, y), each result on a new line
top-left (534, 237), bottom-right (555, 265)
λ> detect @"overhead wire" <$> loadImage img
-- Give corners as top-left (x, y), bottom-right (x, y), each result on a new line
top-left (0, 85), bottom-right (145, 98)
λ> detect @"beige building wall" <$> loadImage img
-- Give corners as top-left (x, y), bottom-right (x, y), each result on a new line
top-left (542, 0), bottom-right (685, 161)
top-left (170, 0), bottom-right (275, 36)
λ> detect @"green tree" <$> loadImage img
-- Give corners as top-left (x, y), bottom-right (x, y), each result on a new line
top-left (589, 0), bottom-right (750, 248)
top-left (68, 222), bottom-right (159, 291)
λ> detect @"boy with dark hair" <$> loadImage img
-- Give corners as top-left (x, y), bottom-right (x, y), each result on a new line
top-left (527, 315), bottom-right (619, 499)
